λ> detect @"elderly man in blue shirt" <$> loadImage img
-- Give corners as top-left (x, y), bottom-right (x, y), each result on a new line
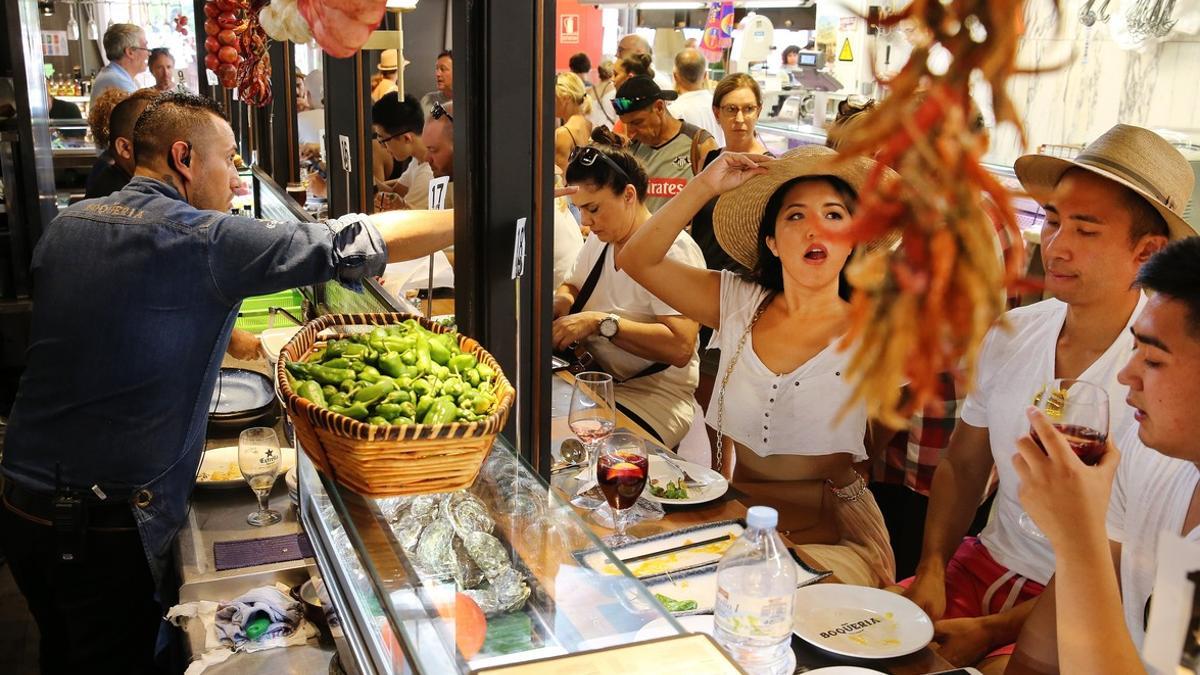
top-left (89, 23), bottom-right (150, 107)
top-left (0, 92), bottom-right (456, 674)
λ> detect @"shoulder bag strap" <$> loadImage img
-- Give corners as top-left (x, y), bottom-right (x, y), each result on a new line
top-left (570, 243), bottom-right (610, 315)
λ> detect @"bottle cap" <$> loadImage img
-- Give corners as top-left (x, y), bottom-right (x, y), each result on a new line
top-left (746, 505), bottom-right (778, 530)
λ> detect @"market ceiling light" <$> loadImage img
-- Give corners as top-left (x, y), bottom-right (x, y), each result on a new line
top-left (385, 0), bottom-right (419, 9)
top-left (744, 0), bottom-right (814, 7)
top-left (39, 1), bottom-right (55, 17)
top-left (636, 2), bottom-right (706, 9)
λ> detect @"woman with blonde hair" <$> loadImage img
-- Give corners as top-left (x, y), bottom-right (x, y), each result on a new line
top-left (554, 71), bottom-right (593, 172)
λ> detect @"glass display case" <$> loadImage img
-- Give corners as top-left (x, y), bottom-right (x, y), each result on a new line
top-left (298, 437), bottom-right (684, 674)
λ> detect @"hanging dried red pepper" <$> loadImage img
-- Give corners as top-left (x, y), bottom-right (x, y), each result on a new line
top-left (831, 1), bottom-right (1059, 429)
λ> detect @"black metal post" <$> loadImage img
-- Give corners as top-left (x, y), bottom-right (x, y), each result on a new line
top-left (258, 39), bottom-right (297, 186)
top-left (322, 51), bottom-right (370, 217)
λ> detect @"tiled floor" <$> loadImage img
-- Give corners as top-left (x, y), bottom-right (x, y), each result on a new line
top-left (0, 559), bottom-right (40, 675)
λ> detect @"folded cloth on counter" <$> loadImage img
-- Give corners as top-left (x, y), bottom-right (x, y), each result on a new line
top-left (167, 583), bottom-right (317, 675)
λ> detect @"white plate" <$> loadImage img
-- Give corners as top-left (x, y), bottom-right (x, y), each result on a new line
top-left (801, 662), bottom-right (888, 667)
top-left (634, 614), bottom-right (714, 642)
top-left (196, 446), bottom-right (297, 488)
top-left (642, 455), bottom-right (728, 506)
top-left (792, 584), bottom-right (933, 660)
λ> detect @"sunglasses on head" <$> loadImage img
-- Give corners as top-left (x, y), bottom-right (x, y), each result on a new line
top-left (611, 94), bottom-right (656, 115)
top-left (569, 145), bottom-right (631, 183)
top-left (431, 100), bottom-right (453, 122)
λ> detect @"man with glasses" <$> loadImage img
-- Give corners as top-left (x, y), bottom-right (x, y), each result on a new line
top-left (91, 24), bottom-right (150, 107)
top-left (372, 93), bottom-right (433, 210)
top-left (614, 75), bottom-right (717, 214)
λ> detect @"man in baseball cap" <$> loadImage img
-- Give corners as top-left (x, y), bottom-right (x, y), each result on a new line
top-left (613, 75), bottom-right (717, 213)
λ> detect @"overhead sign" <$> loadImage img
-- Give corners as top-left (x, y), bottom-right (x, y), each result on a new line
top-left (838, 38), bottom-right (854, 62)
top-left (560, 14), bottom-right (580, 44)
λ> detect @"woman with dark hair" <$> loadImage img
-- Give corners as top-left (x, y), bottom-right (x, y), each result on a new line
top-left (612, 53), bottom-right (653, 89)
top-left (553, 129), bottom-right (705, 448)
top-left (782, 44), bottom-right (801, 67)
top-left (618, 146), bottom-right (897, 587)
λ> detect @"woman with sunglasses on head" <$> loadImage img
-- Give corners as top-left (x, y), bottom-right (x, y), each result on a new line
top-left (617, 146), bottom-right (898, 588)
top-left (554, 129), bottom-right (705, 449)
top-left (555, 72), bottom-right (594, 173)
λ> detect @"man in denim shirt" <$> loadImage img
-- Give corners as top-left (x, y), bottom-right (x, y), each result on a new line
top-left (0, 93), bottom-right (454, 673)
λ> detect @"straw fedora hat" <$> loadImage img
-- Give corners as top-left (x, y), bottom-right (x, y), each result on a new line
top-left (378, 49), bottom-right (399, 73)
top-left (1014, 124), bottom-right (1195, 240)
top-left (712, 145), bottom-right (898, 270)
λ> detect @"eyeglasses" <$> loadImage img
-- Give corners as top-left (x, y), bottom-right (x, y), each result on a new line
top-left (718, 104), bottom-right (760, 118)
top-left (373, 131), bottom-right (405, 143)
top-left (612, 95), bottom-right (656, 115)
top-left (569, 145), bottom-right (631, 183)
top-left (431, 100), bottom-right (453, 123)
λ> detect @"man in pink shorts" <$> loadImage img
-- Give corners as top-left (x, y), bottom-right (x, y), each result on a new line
top-left (900, 124), bottom-right (1191, 673)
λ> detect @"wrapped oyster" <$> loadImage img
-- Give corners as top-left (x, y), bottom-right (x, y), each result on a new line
top-left (461, 531), bottom-right (510, 580)
top-left (489, 566), bottom-right (530, 613)
top-left (408, 495), bottom-right (441, 524)
top-left (451, 538), bottom-right (485, 589)
top-left (377, 496), bottom-right (415, 523)
top-left (442, 492), bottom-right (494, 537)
top-left (414, 519), bottom-right (457, 578)
top-left (461, 588), bottom-right (503, 616)
top-left (392, 513), bottom-right (427, 553)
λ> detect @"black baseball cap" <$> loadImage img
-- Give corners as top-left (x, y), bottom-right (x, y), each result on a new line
top-left (613, 75), bottom-right (678, 115)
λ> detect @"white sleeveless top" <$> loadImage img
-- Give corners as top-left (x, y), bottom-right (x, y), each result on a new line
top-left (704, 271), bottom-right (867, 460)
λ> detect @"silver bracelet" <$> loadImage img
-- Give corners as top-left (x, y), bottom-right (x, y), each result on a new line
top-left (826, 474), bottom-right (868, 502)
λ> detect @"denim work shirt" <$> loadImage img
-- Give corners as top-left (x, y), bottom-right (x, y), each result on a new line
top-left (0, 177), bottom-right (387, 586)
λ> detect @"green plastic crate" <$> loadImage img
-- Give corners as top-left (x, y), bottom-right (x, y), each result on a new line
top-left (235, 290), bottom-right (305, 334)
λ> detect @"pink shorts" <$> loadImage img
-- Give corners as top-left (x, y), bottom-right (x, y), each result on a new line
top-left (900, 537), bottom-right (1046, 658)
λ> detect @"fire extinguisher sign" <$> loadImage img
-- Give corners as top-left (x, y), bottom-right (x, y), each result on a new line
top-left (560, 14), bottom-right (580, 44)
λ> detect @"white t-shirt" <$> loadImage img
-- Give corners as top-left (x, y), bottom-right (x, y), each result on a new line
top-left (297, 108), bottom-right (325, 145)
top-left (398, 159), bottom-right (433, 210)
top-left (961, 295), bottom-right (1146, 585)
top-left (564, 232), bottom-right (704, 446)
top-left (585, 82), bottom-right (617, 129)
top-left (668, 89), bottom-right (724, 147)
top-left (552, 197), bottom-right (584, 290)
top-left (1106, 424), bottom-right (1200, 648)
top-left (704, 272), bottom-right (866, 461)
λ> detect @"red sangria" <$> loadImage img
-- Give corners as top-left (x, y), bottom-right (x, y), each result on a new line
top-left (597, 452), bottom-right (649, 510)
top-left (1031, 423), bottom-right (1107, 465)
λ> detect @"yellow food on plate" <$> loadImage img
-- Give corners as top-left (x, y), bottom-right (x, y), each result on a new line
top-left (198, 464), bottom-right (242, 482)
top-left (601, 536), bottom-right (737, 576)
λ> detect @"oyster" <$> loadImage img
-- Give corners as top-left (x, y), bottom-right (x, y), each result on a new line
top-left (378, 496), bottom-right (414, 523)
top-left (461, 531), bottom-right (510, 580)
top-left (451, 538), bottom-right (485, 589)
top-left (392, 513), bottom-right (427, 553)
top-left (408, 495), bottom-right (440, 523)
top-left (461, 588), bottom-right (503, 616)
top-left (489, 566), bottom-right (530, 613)
top-left (443, 492), bottom-right (494, 537)
top-left (414, 519), bottom-right (456, 578)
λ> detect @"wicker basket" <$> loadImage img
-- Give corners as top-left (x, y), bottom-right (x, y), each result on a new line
top-left (276, 313), bottom-right (515, 497)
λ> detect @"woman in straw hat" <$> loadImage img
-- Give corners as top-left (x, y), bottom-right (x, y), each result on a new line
top-left (371, 49), bottom-right (400, 102)
top-left (618, 146), bottom-right (897, 587)
top-left (553, 132), bottom-right (705, 449)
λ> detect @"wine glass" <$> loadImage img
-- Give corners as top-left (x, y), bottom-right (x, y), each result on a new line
top-left (1018, 378), bottom-right (1109, 539)
top-left (239, 427), bottom-right (283, 527)
top-left (595, 431), bottom-right (648, 547)
top-left (568, 371), bottom-right (616, 462)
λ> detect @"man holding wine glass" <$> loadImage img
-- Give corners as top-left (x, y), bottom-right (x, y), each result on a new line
top-left (1008, 237), bottom-right (1200, 674)
top-left (901, 125), bottom-right (1191, 672)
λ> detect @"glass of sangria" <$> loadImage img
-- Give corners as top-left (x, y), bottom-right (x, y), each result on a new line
top-left (1019, 378), bottom-right (1109, 538)
top-left (595, 431), bottom-right (648, 547)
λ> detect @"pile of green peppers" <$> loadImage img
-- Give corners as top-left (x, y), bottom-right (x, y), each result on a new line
top-left (285, 320), bottom-right (502, 427)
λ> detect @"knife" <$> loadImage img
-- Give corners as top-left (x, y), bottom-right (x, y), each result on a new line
top-left (618, 533), bottom-right (732, 566)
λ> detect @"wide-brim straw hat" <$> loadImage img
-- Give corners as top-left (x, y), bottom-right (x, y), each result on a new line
top-left (1014, 124), bottom-right (1196, 241)
top-left (712, 145), bottom-right (899, 270)
top-left (378, 49), bottom-right (399, 72)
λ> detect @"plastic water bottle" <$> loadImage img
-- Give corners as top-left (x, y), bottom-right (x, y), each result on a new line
top-left (713, 506), bottom-right (797, 675)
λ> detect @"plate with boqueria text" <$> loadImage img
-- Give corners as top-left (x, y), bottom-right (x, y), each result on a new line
top-left (792, 584), bottom-right (933, 659)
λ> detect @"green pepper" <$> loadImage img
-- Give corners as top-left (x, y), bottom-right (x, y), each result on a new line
top-left (308, 347), bottom-right (326, 363)
top-left (323, 340), bottom-right (353, 358)
top-left (450, 353), bottom-right (478, 374)
top-left (322, 357), bottom-right (352, 370)
top-left (378, 352), bottom-right (407, 378)
top-left (464, 368), bottom-right (481, 387)
top-left (321, 384), bottom-right (338, 397)
top-left (354, 379), bottom-right (397, 406)
top-left (383, 336), bottom-right (414, 353)
top-left (422, 396), bottom-right (459, 425)
top-left (471, 393), bottom-right (496, 415)
top-left (440, 378), bottom-right (465, 398)
top-left (327, 392), bottom-right (349, 407)
top-left (300, 364), bottom-right (357, 386)
top-left (341, 343), bottom-right (369, 359)
top-left (385, 389), bottom-right (413, 404)
top-left (366, 416), bottom-right (391, 426)
top-left (285, 361), bottom-right (312, 379)
top-left (347, 360), bottom-right (367, 373)
top-left (358, 365), bottom-right (382, 383)
top-left (374, 403), bottom-right (404, 421)
top-left (329, 402), bottom-right (369, 420)
top-left (428, 338), bottom-right (453, 366)
top-left (414, 336), bottom-right (433, 373)
top-left (415, 394), bottom-right (435, 420)
top-left (400, 349), bottom-right (418, 366)
top-left (339, 378), bottom-right (357, 393)
top-left (410, 379), bottom-right (434, 397)
top-left (393, 416), bottom-right (415, 425)
top-left (476, 363), bottom-right (496, 381)
top-left (297, 380), bottom-right (328, 408)
top-left (396, 376), bottom-right (414, 390)
top-left (284, 368), bottom-right (301, 393)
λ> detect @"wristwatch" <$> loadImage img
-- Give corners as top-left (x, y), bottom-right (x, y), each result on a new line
top-left (598, 313), bottom-right (620, 339)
